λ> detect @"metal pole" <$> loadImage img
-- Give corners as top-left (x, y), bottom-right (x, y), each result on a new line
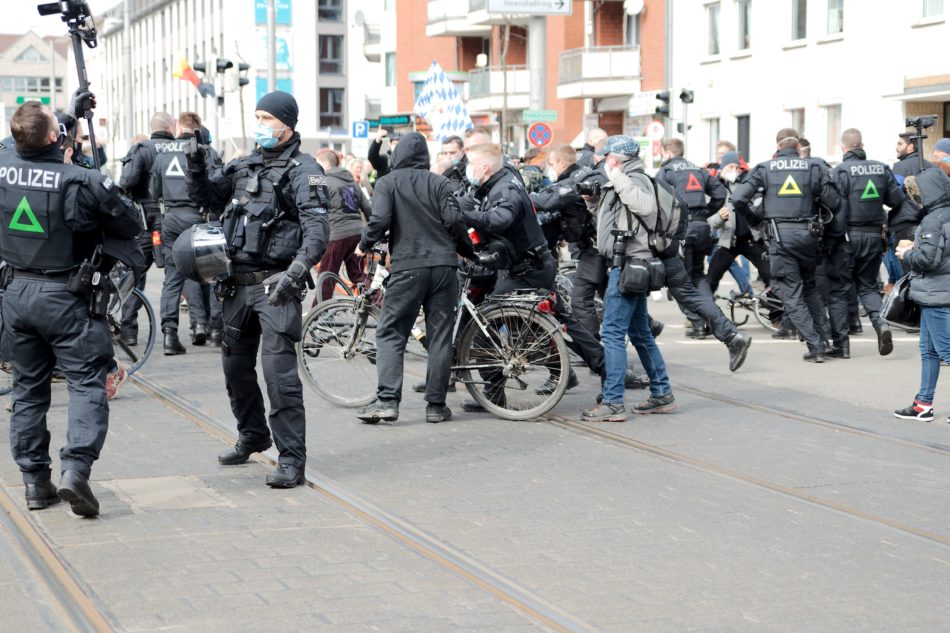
top-left (123, 0), bottom-right (133, 143)
top-left (500, 21), bottom-right (510, 152)
top-left (267, 0), bottom-right (277, 92)
top-left (682, 101), bottom-right (688, 157)
top-left (527, 16), bottom-right (546, 111)
top-left (48, 39), bottom-right (56, 111)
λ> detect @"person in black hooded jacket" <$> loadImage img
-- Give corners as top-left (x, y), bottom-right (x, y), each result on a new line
top-left (355, 132), bottom-right (475, 425)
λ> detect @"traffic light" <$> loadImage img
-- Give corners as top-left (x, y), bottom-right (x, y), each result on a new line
top-left (192, 62), bottom-right (207, 74)
top-left (216, 58), bottom-right (234, 74)
top-left (655, 90), bottom-right (671, 117)
top-left (676, 122), bottom-right (693, 134)
top-left (237, 62), bottom-right (250, 88)
top-left (679, 89), bottom-right (694, 104)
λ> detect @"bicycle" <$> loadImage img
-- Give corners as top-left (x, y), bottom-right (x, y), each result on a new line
top-left (716, 287), bottom-right (783, 333)
top-left (297, 253), bottom-right (572, 421)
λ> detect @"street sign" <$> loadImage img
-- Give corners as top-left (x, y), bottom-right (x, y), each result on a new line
top-left (15, 96), bottom-right (50, 105)
top-left (352, 120), bottom-right (369, 139)
top-left (379, 114), bottom-right (413, 127)
top-left (628, 90), bottom-right (661, 117)
top-left (523, 109), bottom-right (558, 123)
top-left (646, 121), bottom-right (665, 140)
top-left (487, 0), bottom-right (572, 16)
top-left (528, 122), bottom-right (553, 148)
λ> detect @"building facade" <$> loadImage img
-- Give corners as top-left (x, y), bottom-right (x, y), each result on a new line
top-left (669, 0), bottom-right (950, 166)
top-left (92, 0), bottom-right (380, 171)
top-left (0, 31), bottom-right (69, 135)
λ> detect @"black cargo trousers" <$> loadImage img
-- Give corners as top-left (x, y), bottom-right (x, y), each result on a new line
top-left (661, 241), bottom-right (741, 344)
top-left (160, 208), bottom-right (209, 332)
top-left (769, 227), bottom-right (831, 352)
top-left (3, 276), bottom-right (113, 484)
top-left (376, 266), bottom-right (459, 406)
top-left (220, 281), bottom-right (306, 469)
top-left (121, 206), bottom-right (160, 340)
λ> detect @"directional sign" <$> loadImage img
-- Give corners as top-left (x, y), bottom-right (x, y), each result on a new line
top-left (523, 109), bottom-right (558, 123)
top-left (15, 96), bottom-right (50, 105)
top-left (352, 120), bottom-right (369, 139)
top-left (528, 122), bottom-right (553, 148)
top-left (646, 121), bottom-right (665, 140)
top-left (487, 0), bottom-right (572, 16)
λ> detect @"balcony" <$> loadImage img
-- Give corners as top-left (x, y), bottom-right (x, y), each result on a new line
top-left (467, 0), bottom-right (529, 26)
top-left (466, 65), bottom-right (529, 113)
top-left (557, 46), bottom-right (641, 99)
top-left (363, 22), bottom-right (381, 62)
top-left (427, 0), bottom-right (491, 36)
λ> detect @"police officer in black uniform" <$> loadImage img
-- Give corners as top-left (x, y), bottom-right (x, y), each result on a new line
top-left (184, 91), bottom-right (329, 488)
top-left (149, 111), bottom-right (218, 353)
top-left (118, 112), bottom-right (176, 345)
top-left (829, 128), bottom-right (905, 357)
top-left (656, 138), bottom-right (728, 338)
top-left (0, 102), bottom-right (141, 516)
top-left (732, 128), bottom-right (840, 362)
top-left (459, 143), bottom-right (606, 410)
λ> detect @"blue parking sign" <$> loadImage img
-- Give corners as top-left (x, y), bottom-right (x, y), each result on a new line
top-left (352, 121), bottom-right (369, 139)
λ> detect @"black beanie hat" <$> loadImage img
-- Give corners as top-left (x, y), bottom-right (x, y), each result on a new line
top-left (256, 90), bottom-right (298, 130)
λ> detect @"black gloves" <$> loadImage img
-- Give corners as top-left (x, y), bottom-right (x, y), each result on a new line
top-left (184, 138), bottom-right (206, 174)
top-left (68, 89), bottom-right (96, 120)
top-left (263, 260), bottom-right (312, 306)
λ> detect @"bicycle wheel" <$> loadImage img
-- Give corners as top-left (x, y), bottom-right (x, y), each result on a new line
top-left (752, 294), bottom-right (782, 333)
top-left (110, 288), bottom-right (157, 375)
top-left (315, 271), bottom-right (354, 304)
top-left (297, 297), bottom-right (379, 407)
top-left (456, 303), bottom-right (570, 421)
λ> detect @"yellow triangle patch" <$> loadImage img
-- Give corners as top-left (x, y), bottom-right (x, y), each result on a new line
top-left (778, 174), bottom-right (802, 196)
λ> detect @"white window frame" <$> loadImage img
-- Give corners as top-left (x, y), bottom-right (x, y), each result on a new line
top-left (707, 2), bottom-right (722, 56)
top-left (827, 0), bottom-right (844, 34)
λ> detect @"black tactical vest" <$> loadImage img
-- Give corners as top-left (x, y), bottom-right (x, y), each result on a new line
top-left (151, 139), bottom-right (194, 208)
top-left (0, 156), bottom-right (89, 270)
top-left (664, 158), bottom-right (707, 212)
top-left (840, 159), bottom-right (889, 226)
top-left (761, 156), bottom-right (814, 219)
top-left (222, 145), bottom-right (303, 268)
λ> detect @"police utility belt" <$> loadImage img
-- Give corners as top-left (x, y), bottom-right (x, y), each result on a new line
top-left (2, 256), bottom-right (110, 319)
top-left (509, 246), bottom-right (550, 276)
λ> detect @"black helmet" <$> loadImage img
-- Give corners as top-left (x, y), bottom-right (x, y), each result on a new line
top-left (172, 223), bottom-right (231, 283)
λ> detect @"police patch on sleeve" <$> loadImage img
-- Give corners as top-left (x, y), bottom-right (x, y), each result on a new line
top-left (308, 174), bottom-right (328, 200)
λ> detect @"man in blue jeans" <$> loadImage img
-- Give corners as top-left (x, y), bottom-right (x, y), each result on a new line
top-left (582, 137), bottom-right (675, 422)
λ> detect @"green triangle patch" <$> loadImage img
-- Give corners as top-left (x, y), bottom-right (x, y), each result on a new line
top-left (8, 196), bottom-right (44, 233)
top-left (860, 179), bottom-right (880, 200)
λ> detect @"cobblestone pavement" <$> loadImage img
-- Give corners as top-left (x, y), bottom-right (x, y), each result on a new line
top-left (1, 278), bottom-right (948, 632)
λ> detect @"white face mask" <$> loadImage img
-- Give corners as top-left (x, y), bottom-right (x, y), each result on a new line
top-left (546, 167), bottom-right (558, 182)
top-left (723, 170), bottom-right (738, 184)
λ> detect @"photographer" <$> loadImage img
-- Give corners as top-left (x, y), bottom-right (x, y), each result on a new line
top-left (894, 168), bottom-right (950, 422)
top-left (581, 136), bottom-right (675, 422)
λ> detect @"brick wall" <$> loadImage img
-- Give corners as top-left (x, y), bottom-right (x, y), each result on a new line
top-left (395, 0), bottom-right (458, 112)
top-left (594, 1), bottom-right (624, 46)
top-left (546, 0), bottom-right (586, 145)
top-left (640, 0), bottom-right (666, 91)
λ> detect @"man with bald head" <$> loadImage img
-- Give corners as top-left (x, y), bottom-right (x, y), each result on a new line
top-left (578, 127), bottom-right (607, 168)
top-left (117, 112), bottom-right (177, 345)
top-left (828, 128), bottom-right (905, 357)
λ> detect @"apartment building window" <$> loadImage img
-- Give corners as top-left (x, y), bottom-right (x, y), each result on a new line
top-left (625, 13), bottom-right (640, 46)
top-left (320, 88), bottom-right (344, 129)
top-left (319, 35), bottom-right (343, 75)
top-left (736, 115), bottom-right (750, 160)
top-left (824, 104), bottom-right (841, 156)
top-left (318, 0), bottom-right (343, 22)
top-left (0, 76), bottom-right (63, 94)
top-left (791, 0), bottom-right (807, 39)
top-left (789, 108), bottom-right (805, 135)
top-left (384, 52), bottom-right (396, 87)
top-left (737, 0), bottom-right (751, 49)
top-left (827, 0), bottom-right (843, 34)
top-left (708, 3), bottom-right (721, 55)
top-left (707, 118), bottom-right (720, 162)
top-left (923, 0), bottom-right (944, 17)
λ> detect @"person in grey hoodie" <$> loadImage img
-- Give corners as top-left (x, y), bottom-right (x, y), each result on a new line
top-left (313, 148), bottom-right (371, 304)
top-left (582, 136), bottom-right (675, 422)
top-left (894, 167), bottom-right (950, 422)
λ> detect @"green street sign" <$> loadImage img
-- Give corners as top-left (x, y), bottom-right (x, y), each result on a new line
top-left (523, 109), bottom-right (557, 123)
top-left (15, 96), bottom-right (50, 105)
top-left (378, 114), bottom-right (413, 126)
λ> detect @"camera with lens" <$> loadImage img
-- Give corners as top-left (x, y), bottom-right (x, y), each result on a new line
top-left (610, 229), bottom-right (636, 268)
top-left (38, 0), bottom-right (91, 21)
top-left (575, 181), bottom-right (602, 197)
top-left (905, 115), bottom-right (937, 130)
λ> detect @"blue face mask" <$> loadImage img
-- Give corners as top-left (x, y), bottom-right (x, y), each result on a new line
top-left (466, 166), bottom-right (479, 188)
top-left (451, 156), bottom-right (462, 166)
top-left (255, 122), bottom-right (285, 149)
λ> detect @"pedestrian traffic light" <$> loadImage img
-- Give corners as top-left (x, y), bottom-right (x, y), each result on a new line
top-left (676, 122), bottom-right (693, 134)
top-left (216, 58), bottom-right (234, 74)
top-left (680, 89), bottom-right (694, 104)
top-left (656, 91), bottom-right (671, 117)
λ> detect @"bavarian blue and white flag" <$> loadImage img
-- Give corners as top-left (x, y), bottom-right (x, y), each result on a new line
top-left (413, 60), bottom-right (473, 141)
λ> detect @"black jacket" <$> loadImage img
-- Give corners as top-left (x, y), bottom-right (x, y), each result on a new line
top-left (890, 151), bottom-right (934, 237)
top-left (441, 153), bottom-right (469, 193)
top-left (185, 132), bottom-right (330, 271)
top-left (120, 130), bottom-right (174, 208)
top-left (577, 143), bottom-right (596, 169)
top-left (360, 132), bottom-right (474, 273)
top-left (532, 162), bottom-right (595, 246)
top-left (463, 164), bottom-right (547, 263)
top-left (367, 138), bottom-right (391, 179)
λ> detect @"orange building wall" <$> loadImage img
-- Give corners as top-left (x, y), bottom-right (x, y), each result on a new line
top-left (395, 0), bottom-right (459, 113)
top-left (640, 0), bottom-right (666, 91)
top-left (545, 0), bottom-right (587, 145)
